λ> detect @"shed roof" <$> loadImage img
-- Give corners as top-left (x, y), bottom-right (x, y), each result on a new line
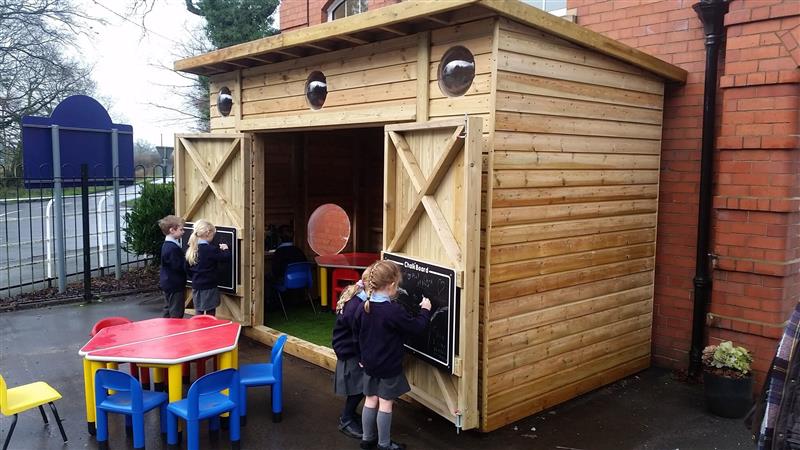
top-left (175, 0), bottom-right (687, 83)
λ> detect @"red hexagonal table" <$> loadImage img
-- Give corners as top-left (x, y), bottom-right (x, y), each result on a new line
top-left (79, 318), bottom-right (241, 433)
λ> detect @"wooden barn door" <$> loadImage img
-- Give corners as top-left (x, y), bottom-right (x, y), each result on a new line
top-left (383, 117), bottom-right (482, 430)
top-left (175, 133), bottom-right (257, 325)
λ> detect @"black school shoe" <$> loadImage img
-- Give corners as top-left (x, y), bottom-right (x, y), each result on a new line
top-left (377, 441), bottom-right (406, 450)
top-left (360, 438), bottom-right (378, 449)
top-left (338, 417), bottom-right (363, 439)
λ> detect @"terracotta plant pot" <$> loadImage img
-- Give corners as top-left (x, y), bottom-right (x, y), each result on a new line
top-left (703, 371), bottom-right (753, 418)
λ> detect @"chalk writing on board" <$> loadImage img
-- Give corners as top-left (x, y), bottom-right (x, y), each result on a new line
top-left (384, 252), bottom-right (459, 371)
top-left (182, 222), bottom-right (238, 294)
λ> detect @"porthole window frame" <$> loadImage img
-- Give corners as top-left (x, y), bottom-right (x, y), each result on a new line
top-left (437, 45), bottom-right (476, 98)
top-left (217, 86), bottom-right (233, 117)
top-left (305, 71), bottom-right (328, 110)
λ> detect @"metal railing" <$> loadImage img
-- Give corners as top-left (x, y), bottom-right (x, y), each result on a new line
top-left (0, 164), bottom-right (173, 298)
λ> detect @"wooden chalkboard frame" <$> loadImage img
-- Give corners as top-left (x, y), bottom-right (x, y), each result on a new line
top-left (182, 222), bottom-right (238, 294)
top-left (384, 252), bottom-right (459, 372)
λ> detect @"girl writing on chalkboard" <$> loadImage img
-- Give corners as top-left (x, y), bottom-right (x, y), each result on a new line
top-left (356, 260), bottom-right (431, 450)
top-left (185, 219), bottom-right (230, 316)
top-left (331, 266), bottom-right (372, 440)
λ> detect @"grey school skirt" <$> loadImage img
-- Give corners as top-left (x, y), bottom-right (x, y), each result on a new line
top-left (192, 287), bottom-right (220, 312)
top-left (334, 357), bottom-right (364, 396)
top-left (363, 372), bottom-right (411, 400)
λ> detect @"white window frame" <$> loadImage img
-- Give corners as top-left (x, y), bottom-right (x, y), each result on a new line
top-left (326, 0), bottom-right (367, 21)
top-left (523, 0), bottom-right (568, 15)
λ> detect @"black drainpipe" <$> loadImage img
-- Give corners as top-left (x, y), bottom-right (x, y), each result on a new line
top-left (688, 0), bottom-right (730, 378)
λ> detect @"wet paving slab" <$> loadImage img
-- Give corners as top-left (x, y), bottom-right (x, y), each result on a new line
top-left (0, 294), bottom-right (751, 450)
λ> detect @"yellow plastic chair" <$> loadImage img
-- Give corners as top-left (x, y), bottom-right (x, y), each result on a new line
top-left (0, 374), bottom-right (68, 450)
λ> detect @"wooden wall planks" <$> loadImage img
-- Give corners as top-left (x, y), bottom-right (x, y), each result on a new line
top-left (482, 17), bottom-right (665, 431)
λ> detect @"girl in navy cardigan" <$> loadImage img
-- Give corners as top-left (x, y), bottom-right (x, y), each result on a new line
top-left (355, 260), bottom-right (431, 450)
top-left (185, 219), bottom-right (230, 316)
top-left (332, 268), bottom-right (372, 440)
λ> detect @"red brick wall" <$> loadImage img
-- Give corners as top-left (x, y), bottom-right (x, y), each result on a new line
top-left (570, 0), bottom-right (800, 385)
top-left (280, 0), bottom-right (401, 32)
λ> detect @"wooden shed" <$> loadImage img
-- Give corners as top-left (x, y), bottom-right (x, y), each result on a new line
top-left (174, 0), bottom-right (687, 432)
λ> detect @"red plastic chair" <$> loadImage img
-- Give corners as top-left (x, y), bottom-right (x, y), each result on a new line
top-left (331, 269), bottom-right (360, 312)
top-left (90, 317), bottom-right (131, 337)
top-left (187, 315), bottom-right (218, 379)
top-left (90, 317), bottom-right (150, 388)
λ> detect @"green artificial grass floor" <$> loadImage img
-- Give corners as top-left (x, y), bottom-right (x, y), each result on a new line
top-left (264, 298), bottom-right (336, 348)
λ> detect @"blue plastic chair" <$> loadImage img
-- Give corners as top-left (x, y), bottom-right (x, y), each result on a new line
top-left (167, 368), bottom-right (241, 450)
top-left (274, 262), bottom-right (317, 318)
top-left (239, 334), bottom-right (287, 424)
top-left (94, 369), bottom-right (168, 450)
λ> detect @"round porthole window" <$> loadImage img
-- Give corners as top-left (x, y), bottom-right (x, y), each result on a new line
top-left (437, 46), bottom-right (475, 97)
top-left (217, 87), bottom-right (233, 117)
top-left (305, 71), bottom-right (328, 110)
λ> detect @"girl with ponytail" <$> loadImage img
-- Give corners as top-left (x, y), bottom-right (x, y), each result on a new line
top-left (331, 265), bottom-right (373, 440)
top-left (354, 260), bottom-right (431, 450)
top-left (185, 219), bottom-right (230, 316)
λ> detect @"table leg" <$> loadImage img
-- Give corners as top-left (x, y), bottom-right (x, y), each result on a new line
top-left (218, 350), bottom-right (234, 418)
top-left (232, 346), bottom-right (239, 369)
top-left (82, 358), bottom-right (96, 435)
top-left (167, 364), bottom-right (183, 432)
top-left (167, 365), bottom-right (182, 403)
top-left (319, 266), bottom-right (328, 307)
top-left (85, 360), bottom-right (104, 435)
top-left (152, 365), bottom-right (165, 391)
top-left (106, 362), bottom-right (118, 395)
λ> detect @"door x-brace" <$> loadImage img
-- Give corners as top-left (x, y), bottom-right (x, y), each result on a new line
top-left (385, 125), bottom-right (465, 271)
top-left (180, 137), bottom-right (243, 229)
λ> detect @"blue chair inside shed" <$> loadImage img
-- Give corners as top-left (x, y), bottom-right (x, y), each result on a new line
top-left (274, 262), bottom-right (317, 318)
top-left (239, 334), bottom-right (287, 425)
top-left (167, 368), bottom-right (240, 450)
top-left (94, 369), bottom-right (168, 450)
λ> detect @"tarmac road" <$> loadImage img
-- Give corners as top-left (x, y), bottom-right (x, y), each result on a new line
top-left (0, 293), bottom-right (752, 450)
top-left (0, 184), bottom-right (142, 292)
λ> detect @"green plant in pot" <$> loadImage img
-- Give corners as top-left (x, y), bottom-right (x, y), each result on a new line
top-left (702, 340), bottom-right (754, 418)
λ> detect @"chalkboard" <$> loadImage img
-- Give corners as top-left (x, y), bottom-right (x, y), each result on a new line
top-left (384, 252), bottom-right (459, 372)
top-left (181, 222), bottom-right (238, 294)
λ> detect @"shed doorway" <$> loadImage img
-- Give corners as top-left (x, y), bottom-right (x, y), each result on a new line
top-left (248, 118), bottom-right (482, 430)
top-left (258, 127), bottom-right (384, 346)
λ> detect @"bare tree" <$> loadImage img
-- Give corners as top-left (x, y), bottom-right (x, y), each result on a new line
top-left (0, 0), bottom-right (98, 169)
top-left (142, 22), bottom-right (213, 133)
top-left (134, 138), bottom-right (162, 176)
top-left (129, 0), bottom-right (202, 17)
top-left (129, 0), bottom-right (278, 133)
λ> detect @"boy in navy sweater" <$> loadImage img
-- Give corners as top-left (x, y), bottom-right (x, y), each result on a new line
top-left (158, 215), bottom-right (186, 318)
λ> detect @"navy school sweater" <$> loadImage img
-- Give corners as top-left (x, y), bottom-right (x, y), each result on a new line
top-left (355, 300), bottom-right (431, 379)
top-left (187, 243), bottom-right (231, 290)
top-left (159, 241), bottom-right (186, 293)
top-left (272, 243), bottom-right (307, 280)
top-left (332, 294), bottom-right (363, 360)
